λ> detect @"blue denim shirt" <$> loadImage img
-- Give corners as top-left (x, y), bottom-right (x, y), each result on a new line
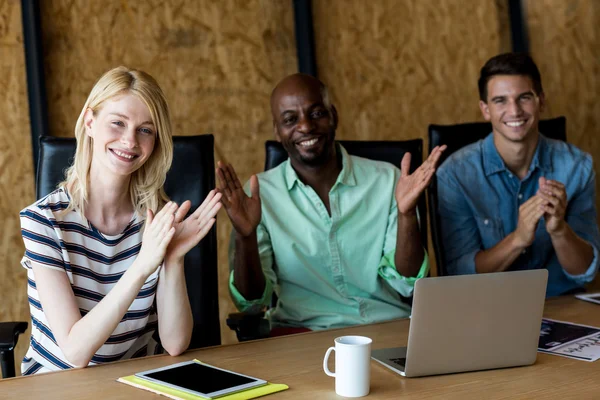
top-left (437, 133), bottom-right (599, 297)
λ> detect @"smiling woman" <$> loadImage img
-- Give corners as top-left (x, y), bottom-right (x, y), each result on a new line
top-left (18, 67), bottom-right (222, 375)
top-left (90, 96), bottom-right (157, 173)
top-left (63, 67), bottom-right (174, 218)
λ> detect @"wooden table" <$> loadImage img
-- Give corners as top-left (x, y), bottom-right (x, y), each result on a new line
top-left (2, 296), bottom-right (600, 399)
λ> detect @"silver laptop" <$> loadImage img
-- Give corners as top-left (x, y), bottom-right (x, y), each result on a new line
top-left (372, 269), bottom-right (548, 377)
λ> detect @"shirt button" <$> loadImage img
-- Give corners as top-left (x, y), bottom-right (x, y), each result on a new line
top-left (518, 194), bottom-right (523, 199)
top-left (508, 173), bottom-right (513, 178)
top-left (484, 219), bottom-right (489, 225)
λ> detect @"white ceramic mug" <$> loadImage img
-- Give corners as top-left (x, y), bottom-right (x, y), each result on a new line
top-left (323, 335), bottom-right (372, 397)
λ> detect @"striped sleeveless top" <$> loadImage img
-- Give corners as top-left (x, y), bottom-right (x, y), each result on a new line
top-left (19, 187), bottom-right (161, 375)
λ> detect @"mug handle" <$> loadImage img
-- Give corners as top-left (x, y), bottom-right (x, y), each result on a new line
top-left (323, 346), bottom-right (336, 377)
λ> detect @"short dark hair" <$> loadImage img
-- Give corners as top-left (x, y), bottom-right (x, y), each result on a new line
top-left (478, 53), bottom-right (543, 102)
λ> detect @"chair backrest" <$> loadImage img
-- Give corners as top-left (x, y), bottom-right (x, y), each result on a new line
top-left (427, 117), bottom-right (567, 276)
top-left (36, 135), bottom-right (220, 349)
top-left (265, 139), bottom-right (428, 248)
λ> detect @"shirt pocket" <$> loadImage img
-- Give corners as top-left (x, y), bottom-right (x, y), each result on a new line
top-left (475, 216), bottom-right (505, 249)
top-left (276, 237), bottom-right (331, 285)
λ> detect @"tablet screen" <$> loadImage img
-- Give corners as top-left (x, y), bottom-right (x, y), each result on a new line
top-left (142, 362), bottom-right (259, 395)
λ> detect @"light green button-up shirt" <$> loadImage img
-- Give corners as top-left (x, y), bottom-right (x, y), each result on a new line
top-left (229, 144), bottom-right (428, 331)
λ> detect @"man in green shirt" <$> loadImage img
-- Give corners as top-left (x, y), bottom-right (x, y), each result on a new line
top-left (217, 73), bottom-right (445, 332)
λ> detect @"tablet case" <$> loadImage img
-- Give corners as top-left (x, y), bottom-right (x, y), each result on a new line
top-left (117, 360), bottom-right (289, 400)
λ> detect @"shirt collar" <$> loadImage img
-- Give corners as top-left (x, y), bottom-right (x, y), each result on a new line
top-left (531, 134), bottom-right (553, 173)
top-left (482, 132), bottom-right (553, 177)
top-left (284, 142), bottom-right (356, 191)
top-left (482, 133), bottom-right (505, 176)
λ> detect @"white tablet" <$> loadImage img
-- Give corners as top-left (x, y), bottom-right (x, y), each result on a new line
top-left (135, 360), bottom-right (267, 399)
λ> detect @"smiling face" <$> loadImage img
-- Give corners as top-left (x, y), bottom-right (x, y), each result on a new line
top-left (85, 92), bottom-right (156, 179)
top-left (479, 74), bottom-right (544, 145)
top-left (271, 75), bottom-right (337, 167)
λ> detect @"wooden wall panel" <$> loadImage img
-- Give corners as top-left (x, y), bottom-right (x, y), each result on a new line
top-left (312, 0), bottom-right (511, 274)
top-left (313, 0), bottom-right (510, 142)
top-left (525, 0), bottom-right (600, 288)
top-left (40, 0), bottom-right (297, 348)
top-left (0, 0), bottom-right (35, 378)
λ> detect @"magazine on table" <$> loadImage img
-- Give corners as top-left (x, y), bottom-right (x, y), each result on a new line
top-left (538, 318), bottom-right (600, 362)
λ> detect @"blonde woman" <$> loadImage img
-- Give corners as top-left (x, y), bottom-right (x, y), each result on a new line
top-left (19, 67), bottom-right (221, 375)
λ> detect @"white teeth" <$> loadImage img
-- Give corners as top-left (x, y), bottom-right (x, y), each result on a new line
top-left (113, 149), bottom-right (135, 159)
top-left (298, 138), bottom-right (318, 147)
top-left (506, 121), bottom-right (525, 127)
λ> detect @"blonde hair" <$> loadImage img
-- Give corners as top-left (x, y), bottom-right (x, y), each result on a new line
top-left (60, 66), bottom-right (173, 216)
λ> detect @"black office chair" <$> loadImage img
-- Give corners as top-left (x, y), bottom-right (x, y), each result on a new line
top-left (428, 117), bottom-right (567, 276)
top-left (0, 322), bottom-right (28, 378)
top-left (0, 134), bottom-right (220, 378)
top-left (227, 139), bottom-right (427, 342)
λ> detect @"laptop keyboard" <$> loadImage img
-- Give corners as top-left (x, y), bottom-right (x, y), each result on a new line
top-left (390, 357), bottom-right (406, 367)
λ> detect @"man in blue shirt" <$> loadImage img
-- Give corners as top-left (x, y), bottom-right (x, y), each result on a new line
top-left (217, 73), bottom-right (446, 331)
top-left (437, 53), bottom-right (600, 296)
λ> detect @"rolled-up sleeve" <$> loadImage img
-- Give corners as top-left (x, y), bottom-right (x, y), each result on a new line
top-left (377, 196), bottom-right (429, 298)
top-left (228, 221), bottom-right (276, 312)
top-left (437, 167), bottom-right (482, 275)
top-left (378, 250), bottom-right (429, 298)
top-left (561, 170), bottom-right (600, 284)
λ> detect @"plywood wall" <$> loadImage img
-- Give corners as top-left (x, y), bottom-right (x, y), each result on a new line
top-left (0, 0), bottom-right (35, 379)
top-left (525, 0), bottom-right (600, 288)
top-left (313, 0), bottom-right (510, 142)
